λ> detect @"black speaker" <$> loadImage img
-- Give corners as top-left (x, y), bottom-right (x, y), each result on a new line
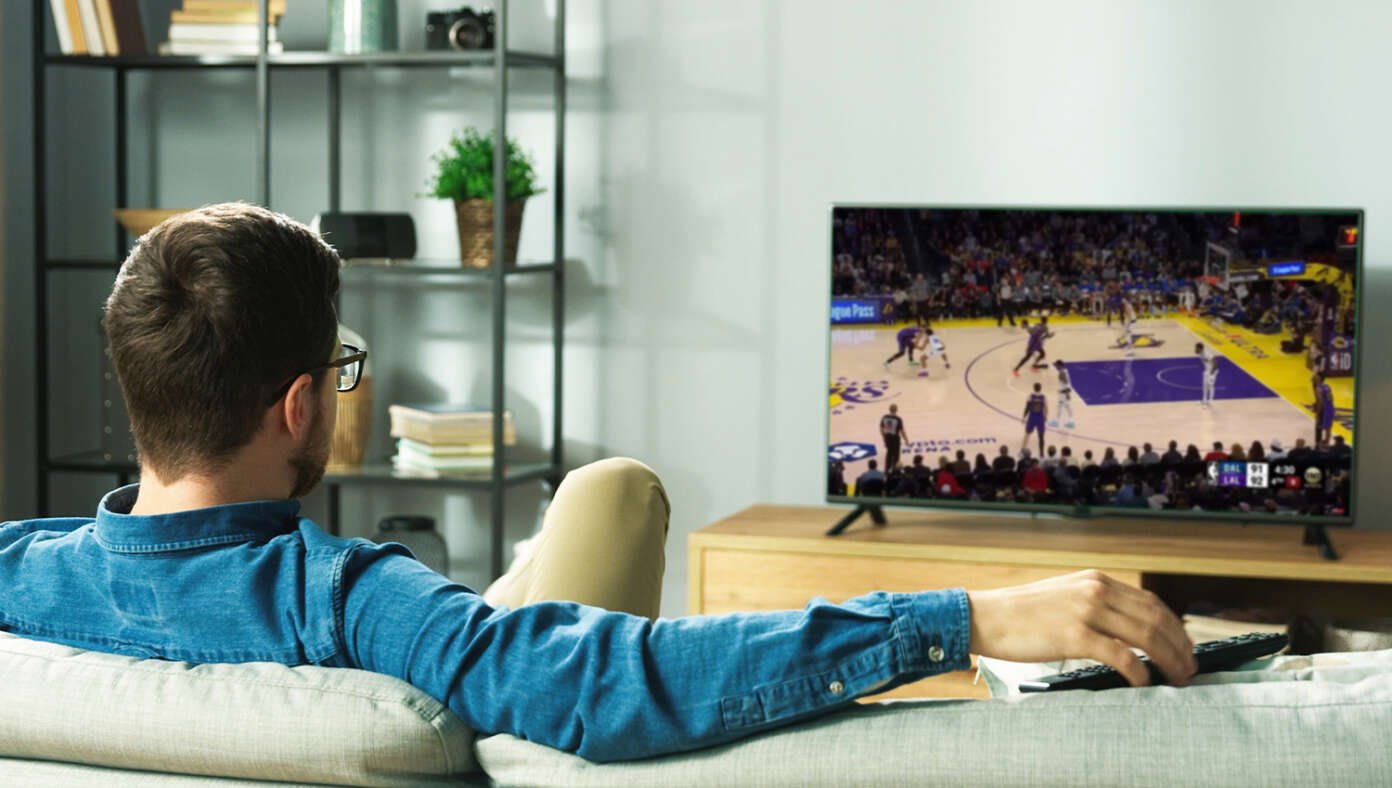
top-left (312, 212), bottom-right (417, 260)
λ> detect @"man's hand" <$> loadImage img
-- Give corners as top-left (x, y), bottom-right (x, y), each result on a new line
top-left (967, 570), bottom-right (1197, 687)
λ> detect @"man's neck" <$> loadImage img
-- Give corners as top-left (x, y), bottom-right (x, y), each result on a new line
top-left (129, 457), bottom-right (289, 515)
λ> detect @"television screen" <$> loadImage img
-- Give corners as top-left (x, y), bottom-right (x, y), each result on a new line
top-left (827, 206), bottom-right (1361, 523)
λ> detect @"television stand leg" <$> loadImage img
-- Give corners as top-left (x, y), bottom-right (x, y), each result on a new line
top-left (1302, 524), bottom-right (1339, 561)
top-left (826, 505), bottom-right (887, 536)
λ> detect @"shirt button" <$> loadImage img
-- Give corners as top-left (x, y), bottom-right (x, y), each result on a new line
top-left (928, 645), bottom-right (946, 663)
top-left (828, 680), bottom-right (845, 696)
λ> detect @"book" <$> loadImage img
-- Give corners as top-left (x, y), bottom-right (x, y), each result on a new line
top-left (75, 0), bottom-right (105, 55)
top-left (109, 0), bottom-right (147, 55)
top-left (64, 0), bottom-right (88, 54)
top-left (393, 452), bottom-right (494, 471)
top-left (396, 438), bottom-right (495, 458)
top-left (388, 404), bottom-right (517, 446)
top-left (171, 10), bottom-right (285, 24)
top-left (158, 40), bottom-right (284, 55)
top-left (168, 23), bottom-right (280, 43)
top-left (93, 0), bottom-right (119, 54)
top-left (181, 0), bottom-right (288, 10)
top-left (391, 456), bottom-right (494, 478)
top-left (49, 0), bottom-right (74, 54)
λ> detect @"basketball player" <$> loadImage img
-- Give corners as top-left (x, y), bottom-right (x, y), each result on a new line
top-left (1104, 281), bottom-right (1122, 326)
top-left (883, 326), bottom-right (923, 369)
top-left (1119, 298), bottom-right (1138, 358)
top-left (1012, 317), bottom-right (1052, 376)
top-left (916, 329), bottom-right (951, 373)
top-left (1313, 373), bottom-right (1335, 448)
top-left (880, 403), bottom-right (908, 472)
top-left (1196, 342), bottom-right (1218, 408)
top-left (1021, 382), bottom-right (1048, 457)
top-left (1048, 360), bottom-right (1076, 429)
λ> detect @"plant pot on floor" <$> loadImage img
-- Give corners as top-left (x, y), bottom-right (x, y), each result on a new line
top-left (455, 199), bottom-right (524, 269)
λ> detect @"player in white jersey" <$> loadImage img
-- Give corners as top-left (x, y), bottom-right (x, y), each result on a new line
top-left (915, 329), bottom-right (951, 373)
top-left (1048, 359), bottom-right (1076, 429)
top-left (1196, 342), bottom-right (1218, 407)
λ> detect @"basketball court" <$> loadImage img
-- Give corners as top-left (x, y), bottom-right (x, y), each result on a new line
top-left (828, 313), bottom-right (1354, 473)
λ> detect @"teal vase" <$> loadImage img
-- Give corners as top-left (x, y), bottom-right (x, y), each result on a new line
top-left (329, 0), bottom-right (399, 54)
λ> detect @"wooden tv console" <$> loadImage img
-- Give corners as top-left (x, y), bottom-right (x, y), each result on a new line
top-left (688, 505), bottom-right (1392, 699)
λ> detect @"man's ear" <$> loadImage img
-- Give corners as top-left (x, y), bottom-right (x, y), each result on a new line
top-left (280, 373), bottom-right (318, 442)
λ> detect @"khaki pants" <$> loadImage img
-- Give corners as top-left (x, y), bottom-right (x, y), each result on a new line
top-left (483, 458), bottom-right (670, 619)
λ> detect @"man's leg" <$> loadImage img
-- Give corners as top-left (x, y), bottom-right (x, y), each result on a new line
top-left (483, 457), bottom-right (670, 619)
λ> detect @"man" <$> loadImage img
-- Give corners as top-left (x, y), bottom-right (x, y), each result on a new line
top-left (997, 278), bottom-right (1016, 326)
top-left (1203, 441), bottom-right (1229, 462)
top-left (992, 444), bottom-right (1016, 473)
top-left (1048, 359), bottom-right (1075, 428)
top-left (1160, 440), bottom-right (1183, 465)
top-left (1196, 342), bottom-right (1219, 408)
top-left (916, 328), bottom-right (951, 374)
top-left (949, 449), bottom-right (972, 476)
top-left (884, 326), bottom-right (923, 369)
top-left (0, 205), bottom-right (1195, 763)
top-left (1119, 298), bottom-right (1138, 358)
top-left (879, 403), bottom-right (909, 473)
top-left (1021, 382), bottom-right (1048, 457)
top-left (1329, 435), bottom-right (1352, 460)
top-left (1140, 443), bottom-right (1161, 465)
top-left (855, 459), bottom-right (887, 494)
top-left (1313, 373), bottom-right (1335, 449)
top-left (1012, 318), bottom-right (1051, 376)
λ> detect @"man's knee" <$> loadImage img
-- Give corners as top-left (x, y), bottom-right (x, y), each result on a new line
top-left (566, 457), bottom-right (671, 524)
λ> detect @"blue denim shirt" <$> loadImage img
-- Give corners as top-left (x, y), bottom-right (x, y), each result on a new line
top-left (0, 485), bottom-right (972, 762)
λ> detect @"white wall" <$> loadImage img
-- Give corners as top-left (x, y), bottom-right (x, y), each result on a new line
top-left (592, 0), bottom-right (1392, 615)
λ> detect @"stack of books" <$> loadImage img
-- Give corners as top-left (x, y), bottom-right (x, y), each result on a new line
top-left (158, 0), bottom-right (286, 56)
top-left (48, 0), bottom-right (147, 56)
top-left (389, 403), bottom-right (517, 477)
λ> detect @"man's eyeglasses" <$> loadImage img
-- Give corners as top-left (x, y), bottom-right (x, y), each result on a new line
top-left (266, 343), bottom-right (367, 405)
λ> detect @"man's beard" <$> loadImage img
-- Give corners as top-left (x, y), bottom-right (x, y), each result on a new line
top-left (288, 404), bottom-right (330, 499)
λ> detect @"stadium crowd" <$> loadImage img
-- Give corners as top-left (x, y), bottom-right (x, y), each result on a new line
top-left (831, 208), bottom-right (1355, 339)
top-left (828, 435), bottom-right (1352, 518)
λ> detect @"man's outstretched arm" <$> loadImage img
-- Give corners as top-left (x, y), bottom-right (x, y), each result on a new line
top-left (339, 546), bottom-right (1194, 762)
top-left (339, 543), bottom-right (969, 762)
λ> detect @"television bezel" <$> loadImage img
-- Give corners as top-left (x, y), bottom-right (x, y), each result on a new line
top-left (825, 203), bottom-right (1365, 527)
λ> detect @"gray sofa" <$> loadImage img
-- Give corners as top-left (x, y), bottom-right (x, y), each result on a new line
top-left (3, 630), bottom-right (1390, 786)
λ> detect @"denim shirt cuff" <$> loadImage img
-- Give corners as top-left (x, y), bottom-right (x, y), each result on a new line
top-left (889, 588), bottom-right (972, 673)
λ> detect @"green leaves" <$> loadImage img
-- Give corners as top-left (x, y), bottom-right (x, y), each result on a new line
top-left (426, 128), bottom-right (543, 202)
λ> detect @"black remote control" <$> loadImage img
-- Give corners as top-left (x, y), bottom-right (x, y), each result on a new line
top-left (1017, 631), bottom-right (1289, 693)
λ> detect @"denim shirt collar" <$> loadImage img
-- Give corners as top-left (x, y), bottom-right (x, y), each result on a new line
top-left (94, 484), bottom-right (302, 554)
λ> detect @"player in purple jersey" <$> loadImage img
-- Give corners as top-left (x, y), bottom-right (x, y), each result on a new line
top-left (1313, 372), bottom-right (1336, 448)
top-left (883, 326), bottom-right (923, 369)
top-left (1012, 316), bottom-right (1052, 376)
top-left (1021, 382), bottom-right (1048, 456)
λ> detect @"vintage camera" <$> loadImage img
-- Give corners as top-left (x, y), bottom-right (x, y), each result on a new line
top-left (426, 7), bottom-right (496, 51)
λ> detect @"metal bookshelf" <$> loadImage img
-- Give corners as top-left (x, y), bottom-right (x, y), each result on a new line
top-left (31, 0), bottom-right (566, 579)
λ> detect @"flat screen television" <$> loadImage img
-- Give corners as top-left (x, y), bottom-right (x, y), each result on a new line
top-left (827, 206), bottom-right (1362, 532)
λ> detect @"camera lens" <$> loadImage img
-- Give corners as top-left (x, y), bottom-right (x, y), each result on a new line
top-left (448, 18), bottom-right (487, 51)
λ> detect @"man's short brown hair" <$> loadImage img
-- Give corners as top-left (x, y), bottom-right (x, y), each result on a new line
top-left (102, 203), bottom-right (341, 479)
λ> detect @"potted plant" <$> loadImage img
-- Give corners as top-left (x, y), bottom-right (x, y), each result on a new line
top-left (427, 127), bottom-right (543, 269)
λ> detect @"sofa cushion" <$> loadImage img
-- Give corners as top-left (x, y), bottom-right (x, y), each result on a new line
top-left (476, 654), bottom-right (1392, 787)
top-left (0, 631), bottom-right (478, 786)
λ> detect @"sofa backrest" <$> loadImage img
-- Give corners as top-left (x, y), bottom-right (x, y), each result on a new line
top-left (0, 631), bottom-right (478, 786)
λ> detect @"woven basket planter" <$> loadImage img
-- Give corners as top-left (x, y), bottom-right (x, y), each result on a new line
top-left (327, 375), bottom-right (372, 471)
top-left (454, 199), bottom-right (524, 269)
